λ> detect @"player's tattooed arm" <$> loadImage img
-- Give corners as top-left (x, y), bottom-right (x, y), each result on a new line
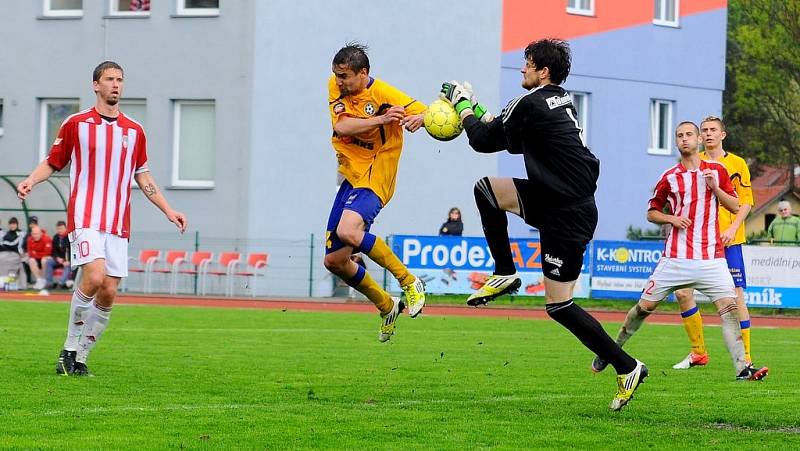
top-left (142, 183), bottom-right (157, 197)
top-left (133, 170), bottom-right (188, 233)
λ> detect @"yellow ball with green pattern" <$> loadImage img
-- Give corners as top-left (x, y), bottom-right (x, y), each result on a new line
top-left (423, 99), bottom-right (463, 141)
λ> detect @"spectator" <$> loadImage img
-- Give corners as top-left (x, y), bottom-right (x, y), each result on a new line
top-left (439, 207), bottom-right (464, 236)
top-left (767, 201), bottom-right (800, 245)
top-left (0, 218), bottom-right (25, 289)
top-left (45, 221), bottom-right (72, 289)
top-left (20, 215), bottom-right (38, 284)
top-left (26, 224), bottom-right (53, 290)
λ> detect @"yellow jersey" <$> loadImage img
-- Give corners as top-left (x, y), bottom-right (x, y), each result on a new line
top-left (700, 150), bottom-right (753, 245)
top-left (328, 75), bottom-right (426, 205)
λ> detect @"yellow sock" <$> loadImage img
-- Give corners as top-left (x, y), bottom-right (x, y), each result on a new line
top-left (741, 322), bottom-right (751, 363)
top-left (361, 234), bottom-right (414, 287)
top-left (680, 307), bottom-right (706, 355)
top-left (355, 271), bottom-right (394, 315)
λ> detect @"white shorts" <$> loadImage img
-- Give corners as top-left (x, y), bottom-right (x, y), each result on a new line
top-left (641, 258), bottom-right (735, 302)
top-left (69, 228), bottom-right (129, 278)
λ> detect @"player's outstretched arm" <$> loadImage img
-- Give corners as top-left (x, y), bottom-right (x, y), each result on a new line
top-left (17, 161), bottom-right (56, 200)
top-left (440, 81), bottom-right (505, 153)
top-left (334, 106), bottom-right (404, 136)
top-left (133, 171), bottom-right (188, 234)
top-left (401, 113), bottom-right (424, 132)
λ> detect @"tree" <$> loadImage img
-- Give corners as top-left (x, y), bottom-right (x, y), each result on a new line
top-left (724, 0), bottom-right (800, 186)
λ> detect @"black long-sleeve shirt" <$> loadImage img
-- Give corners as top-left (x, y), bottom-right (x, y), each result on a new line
top-left (439, 219), bottom-right (463, 236)
top-left (464, 84), bottom-right (600, 207)
top-left (0, 229), bottom-right (22, 253)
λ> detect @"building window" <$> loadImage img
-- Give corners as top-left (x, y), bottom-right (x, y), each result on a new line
top-left (0, 99), bottom-right (4, 137)
top-left (567, 0), bottom-right (594, 16)
top-left (109, 0), bottom-right (150, 16)
top-left (172, 100), bottom-right (215, 187)
top-left (654, 0), bottom-right (679, 27)
top-left (39, 99), bottom-right (80, 161)
top-left (569, 91), bottom-right (589, 144)
top-left (120, 99), bottom-right (147, 128)
top-left (649, 99), bottom-right (674, 155)
top-left (176, 0), bottom-right (219, 16)
top-left (43, 0), bottom-right (83, 17)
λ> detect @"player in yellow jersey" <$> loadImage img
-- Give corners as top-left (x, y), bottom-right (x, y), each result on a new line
top-left (324, 43), bottom-right (427, 342)
top-left (672, 116), bottom-right (767, 379)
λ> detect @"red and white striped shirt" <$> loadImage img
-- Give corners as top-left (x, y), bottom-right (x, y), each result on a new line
top-left (648, 160), bottom-right (736, 260)
top-left (47, 107), bottom-right (149, 239)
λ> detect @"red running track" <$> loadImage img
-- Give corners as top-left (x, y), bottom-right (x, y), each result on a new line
top-left (2, 292), bottom-right (799, 328)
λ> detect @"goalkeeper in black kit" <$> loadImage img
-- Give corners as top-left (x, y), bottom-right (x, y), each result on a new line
top-left (440, 38), bottom-right (647, 411)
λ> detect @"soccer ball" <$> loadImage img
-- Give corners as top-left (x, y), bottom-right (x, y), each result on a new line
top-left (423, 99), bottom-right (463, 141)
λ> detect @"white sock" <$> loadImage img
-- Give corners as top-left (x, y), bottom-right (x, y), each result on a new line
top-left (63, 289), bottom-right (93, 351)
top-left (719, 308), bottom-right (748, 374)
top-left (76, 302), bottom-right (112, 364)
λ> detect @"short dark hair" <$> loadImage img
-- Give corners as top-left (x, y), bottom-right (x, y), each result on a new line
top-left (676, 121), bottom-right (700, 134)
top-left (8, 217), bottom-right (18, 225)
top-left (524, 38), bottom-right (572, 85)
top-left (701, 115), bottom-right (726, 132)
top-left (93, 61), bottom-right (124, 82)
top-left (332, 42), bottom-right (370, 73)
top-left (56, 220), bottom-right (67, 227)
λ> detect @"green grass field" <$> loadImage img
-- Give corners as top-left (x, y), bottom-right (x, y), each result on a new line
top-left (1, 300), bottom-right (798, 449)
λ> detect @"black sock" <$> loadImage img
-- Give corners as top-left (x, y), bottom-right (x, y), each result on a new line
top-left (546, 300), bottom-right (637, 374)
top-left (474, 178), bottom-right (515, 275)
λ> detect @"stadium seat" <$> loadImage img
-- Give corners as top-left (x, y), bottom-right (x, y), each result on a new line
top-left (232, 253), bottom-right (269, 297)
top-left (127, 249), bottom-right (161, 293)
top-left (150, 250), bottom-right (188, 294)
top-left (176, 251), bottom-right (213, 295)
top-left (202, 251), bottom-right (241, 297)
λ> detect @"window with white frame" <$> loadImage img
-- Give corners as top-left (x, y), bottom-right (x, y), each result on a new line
top-left (567, 0), bottom-right (594, 16)
top-left (39, 99), bottom-right (80, 161)
top-left (649, 99), bottom-right (674, 155)
top-left (43, 0), bottom-right (83, 17)
top-left (569, 91), bottom-right (589, 144)
top-left (0, 99), bottom-right (4, 137)
top-left (109, 0), bottom-right (150, 16)
top-left (176, 0), bottom-right (219, 16)
top-left (654, 0), bottom-right (679, 27)
top-left (172, 100), bottom-right (215, 187)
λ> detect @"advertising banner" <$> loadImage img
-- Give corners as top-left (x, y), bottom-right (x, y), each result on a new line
top-left (389, 235), bottom-right (591, 298)
top-left (590, 240), bottom-right (664, 299)
top-left (742, 245), bottom-right (800, 309)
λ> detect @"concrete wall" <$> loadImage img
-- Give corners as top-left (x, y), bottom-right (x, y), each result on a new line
top-left (246, 0), bottom-right (503, 296)
top-left (0, 1), bottom-right (255, 240)
top-left (248, 0), bottom-right (503, 242)
top-left (498, 5), bottom-right (727, 240)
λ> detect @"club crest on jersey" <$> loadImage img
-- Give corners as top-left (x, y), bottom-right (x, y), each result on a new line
top-left (364, 102), bottom-right (376, 116)
top-left (122, 135), bottom-right (128, 149)
top-left (333, 102), bottom-right (345, 114)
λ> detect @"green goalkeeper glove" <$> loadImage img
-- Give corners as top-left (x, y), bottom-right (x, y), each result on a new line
top-left (440, 80), bottom-right (474, 116)
top-left (441, 81), bottom-right (493, 121)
